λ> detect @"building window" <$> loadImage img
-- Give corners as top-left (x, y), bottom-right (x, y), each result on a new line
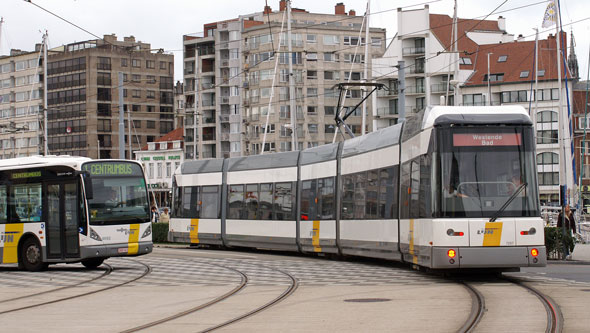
top-left (459, 57), bottom-right (472, 65)
top-left (538, 172), bottom-right (558, 186)
top-left (497, 55), bottom-right (508, 62)
top-left (146, 60), bottom-right (155, 69)
top-left (147, 120), bottom-right (155, 129)
top-left (132, 59), bottom-right (141, 68)
top-left (537, 152), bottom-right (559, 165)
top-left (484, 73), bottom-right (504, 82)
top-left (121, 58), bottom-right (128, 67)
top-left (97, 57), bottom-right (111, 70)
top-left (537, 70), bottom-right (545, 77)
top-left (463, 94), bottom-right (485, 106)
top-left (520, 71), bottom-right (529, 78)
top-left (537, 110), bottom-right (558, 123)
top-left (132, 89), bottom-right (141, 98)
top-left (306, 34), bottom-right (316, 43)
top-left (537, 130), bottom-right (558, 144)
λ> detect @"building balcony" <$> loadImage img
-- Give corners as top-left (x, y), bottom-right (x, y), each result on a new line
top-left (406, 66), bottom-right (425, 75)
top-left (376, 107), bottom-right (398, 117)
top-left (219, 114), bottom-right (230, 123)
top-left (203, 117), bottom-right (216, 124)
top-left (220, 133), bottom-right (230, 141)
top-left (405, 85), bottom-right (426, 95)
top-left (202, 100), bottom-right (216, 108)
top-left (201, 82), bottom-right (215, 90)
top-left (377, 89), bottom-right (398, 97)
top-left (402, 47), bottom-right (425, 56)
top-left (220, 96), bottom-right (230, 104)
top-left (431, 83), bottom-right (455, 94)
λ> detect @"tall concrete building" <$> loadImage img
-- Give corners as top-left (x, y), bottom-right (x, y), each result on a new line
top-left (183, 1), bottom-right (386, 159)
top-left (46, 34), bottom-right (174, 159)
top-left (0, 47), bottom-right (44, 158)
top-left (373, 6), bottom-right (576, 206)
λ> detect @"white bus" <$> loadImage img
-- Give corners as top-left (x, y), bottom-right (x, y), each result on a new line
top-left (0, 156), bottom-right (153, 271)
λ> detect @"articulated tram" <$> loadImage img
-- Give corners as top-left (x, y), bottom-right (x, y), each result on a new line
top-left (0, 157), bottom-right (153, 271)
top-left (170, 106), bottom-right (546, 269)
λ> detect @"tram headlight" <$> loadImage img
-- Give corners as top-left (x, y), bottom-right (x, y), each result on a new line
top-left (447, 249), bottom-right (456, 258)
top-left (89, 227), bottom-right (102, 241)
top-left (141, 224), bottom-right (152, 238)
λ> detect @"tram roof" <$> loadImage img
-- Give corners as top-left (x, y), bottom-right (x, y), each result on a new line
top-left (0, 155), bottom-right (91, 171)
top-left (181, 158), bottom-right (224, 174)
top-left (342, 123), bottom-right (403, 157)
top-left (228, 150), bottom-right (299, 172)
top-left (423, 105), bottom-right (531, 129)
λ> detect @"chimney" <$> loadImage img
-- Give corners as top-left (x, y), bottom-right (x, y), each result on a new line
top-left (103, 34), bottom-right (117, 43)
top-left (517, 34), bottom-right (524, 41)
top-left (497, 16), bottom-right (506, 32)
top-left (349, 9), bottom-right (356, 16)
top-left (264, 5), bottom-right (272, 14)
top-left (124, 36), bottom-right (136, 43)
top-left (280, 0), bottom-right (286, 11)
top-left (335, 2), bottom-right (345, 15)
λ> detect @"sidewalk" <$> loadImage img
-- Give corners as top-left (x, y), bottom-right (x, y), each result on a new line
top-left (571, 243), bottom-right (590, 261)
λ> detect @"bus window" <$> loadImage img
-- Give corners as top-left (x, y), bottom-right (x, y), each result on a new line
top-left (10, 184), bottom-right (42, 222)
top-left (0, 186), bottom-right (6, 223)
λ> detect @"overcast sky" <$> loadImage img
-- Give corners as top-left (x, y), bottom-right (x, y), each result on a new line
top-left (1, 0), bottom-right (588, 83)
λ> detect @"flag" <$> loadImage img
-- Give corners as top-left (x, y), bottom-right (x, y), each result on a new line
top-left (542, 0), bottom-right (557, 28)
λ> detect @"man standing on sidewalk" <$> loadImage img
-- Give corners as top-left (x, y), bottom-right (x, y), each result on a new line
top-left (558, 204), bottom-right (577, 259)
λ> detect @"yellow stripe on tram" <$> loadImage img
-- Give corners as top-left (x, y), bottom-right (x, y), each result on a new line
top-left (190, 219), bottom-right (200, 244)
top-left (483, 222), bottom-right (503, 247)
top-left (409, 219), bottom-right (418, 264)
top-left (128, 224), bottom-right (140, 255)
top-left (312, 220), bottom-right (322, 252)
top-left (4, 223), bottom-right (24, 264)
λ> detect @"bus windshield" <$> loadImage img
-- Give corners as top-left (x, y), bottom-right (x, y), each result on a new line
top-left (83, 161), bottom-right (150, 225)
top-left (436, 126), bottom-right (540, 218)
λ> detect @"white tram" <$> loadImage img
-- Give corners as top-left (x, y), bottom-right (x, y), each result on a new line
top-left (0, 156), bottom-right (153, 271)
top-left (170, 106), bottom-right (546, 269)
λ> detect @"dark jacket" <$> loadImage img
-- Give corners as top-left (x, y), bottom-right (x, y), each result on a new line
top-left (557, 212), bottom-right (576, 233)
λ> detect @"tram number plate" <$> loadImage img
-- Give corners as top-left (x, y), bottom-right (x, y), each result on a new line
top-left (118, 248), bottom-right (128, 254)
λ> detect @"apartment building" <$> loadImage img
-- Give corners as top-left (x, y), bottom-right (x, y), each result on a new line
top-left (183, 1), bottom-right (386, 159)
top-left (46, 34), bottom-right (174, 159)
top-left (373, 6), bottom-right (576, 206)
top-left (0, 47), bottom-right (44, 158)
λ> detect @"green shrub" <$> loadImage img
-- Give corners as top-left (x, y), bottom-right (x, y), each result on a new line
top-left (544, 227), bottom-right (575, 259)
top-left (152, 222), bottom-right (169, 243)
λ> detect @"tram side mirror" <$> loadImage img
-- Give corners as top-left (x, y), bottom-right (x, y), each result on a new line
top-left (81, 171), bottom-right (94, 200)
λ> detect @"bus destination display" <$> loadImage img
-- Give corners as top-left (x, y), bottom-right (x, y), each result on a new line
top-left (83, 162), bottom-right (142, 176)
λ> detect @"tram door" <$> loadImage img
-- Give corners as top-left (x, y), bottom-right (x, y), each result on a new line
top-left (46, 181), bottom-right (80, 259)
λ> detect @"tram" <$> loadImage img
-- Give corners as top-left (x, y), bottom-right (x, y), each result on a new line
top-left (0, 157), bottom-right (153, 271)
top-left (170, 106), bottom-right (546, 269)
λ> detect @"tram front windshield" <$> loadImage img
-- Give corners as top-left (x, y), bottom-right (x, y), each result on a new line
top-left (437, 126), bottom-right (539, 218)
top-left (83, 161), bottom-right (150, 225)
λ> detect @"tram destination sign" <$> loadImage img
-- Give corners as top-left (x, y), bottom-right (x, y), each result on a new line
top-left (82, 162), bottom-right (143, 176)
top-left (453, 133), bottom-right (521, 147)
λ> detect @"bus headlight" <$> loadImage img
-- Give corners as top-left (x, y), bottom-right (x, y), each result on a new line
top-left (141, 224), bottom-right (152, 239)
top-left (89, 227), bottom-right (102, 241)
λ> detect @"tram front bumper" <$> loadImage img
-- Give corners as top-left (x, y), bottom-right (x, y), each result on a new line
top-left (81, 241), bottom-right (153, 259)
top-left (432, 246), bottom-right (547, 269)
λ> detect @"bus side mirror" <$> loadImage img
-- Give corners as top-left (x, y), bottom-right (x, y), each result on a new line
top-left (82, 171), bottom-right (93, 200)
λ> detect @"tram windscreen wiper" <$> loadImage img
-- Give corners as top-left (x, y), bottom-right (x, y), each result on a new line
top-left (489, 182), bottom-right (527, 222)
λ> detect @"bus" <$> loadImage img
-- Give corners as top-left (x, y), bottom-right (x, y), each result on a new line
top-left (0, 156), bottom-right (153, 271)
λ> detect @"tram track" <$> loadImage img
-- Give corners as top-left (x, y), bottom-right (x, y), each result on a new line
top-left (457, 280), bottom-right (486, 333)
top-left (456, 275), bottom-right (563, 333)
top-left (121, 252), bottom-right (299, 333)
top-left (0, 259), bottom-right (151, 315)
top-left (0, 263), bottom-right (113, 304)
top-left (502, 276), bottom-right (563, 333)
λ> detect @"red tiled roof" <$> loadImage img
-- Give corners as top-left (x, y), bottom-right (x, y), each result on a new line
top-left (140, 127), bottom-right (184, 151)
top-left (429, 14), bottom-right (501, 70)
top-left (464, 32), bottom-right (570, 86)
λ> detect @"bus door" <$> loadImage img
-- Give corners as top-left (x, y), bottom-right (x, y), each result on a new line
top-left (46, 181), bottom-right (80, 259)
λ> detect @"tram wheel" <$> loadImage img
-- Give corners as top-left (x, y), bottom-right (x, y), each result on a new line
top-left (81, 258), bottom-right (105, 269)
top-left (20, 238), bottom-right (45, 272)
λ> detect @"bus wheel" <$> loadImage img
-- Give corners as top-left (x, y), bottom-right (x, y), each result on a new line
top-left (20, 238), bottom-right (45, 272)
top-left (81, 258), bottom-right (105, 269)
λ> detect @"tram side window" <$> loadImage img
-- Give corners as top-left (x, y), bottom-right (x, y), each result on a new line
top-left (0, 186), bottom-right (7, 223)
top-left (172, 181), bottom-right (181, 218)
top-left (379, 167), bottom-right (398, 219)
top-left (419, 155), bottom-right (432, 218)
top-left (409, 160), bottom-right (420, 218)
top-left (341, 175), bottom-right (354, 219)
top-left (400, 162), bottom-right (411, 219)
top-left (245, 184), bottom-right (259, 219)
top-left (200, 186), bottom-right (219, 219)
top-left (318, 177), bottom-right (334, 219)
top-left (182, 186), bottom-right (199, 217)
top-left (9, 184), bottom-right (42, 222)
top-left (228, 185), bottom-right (245, 219)
top-left (366, 170), bottom-right (379, 219)
top-left (259, 183), bottom-right (273, 220)
top-left (301, 180), bottom-right (318, 220)
top-left (354, 173), bottom-right (367, 219)
top-left (274, 182), bottom-right (294, 220)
